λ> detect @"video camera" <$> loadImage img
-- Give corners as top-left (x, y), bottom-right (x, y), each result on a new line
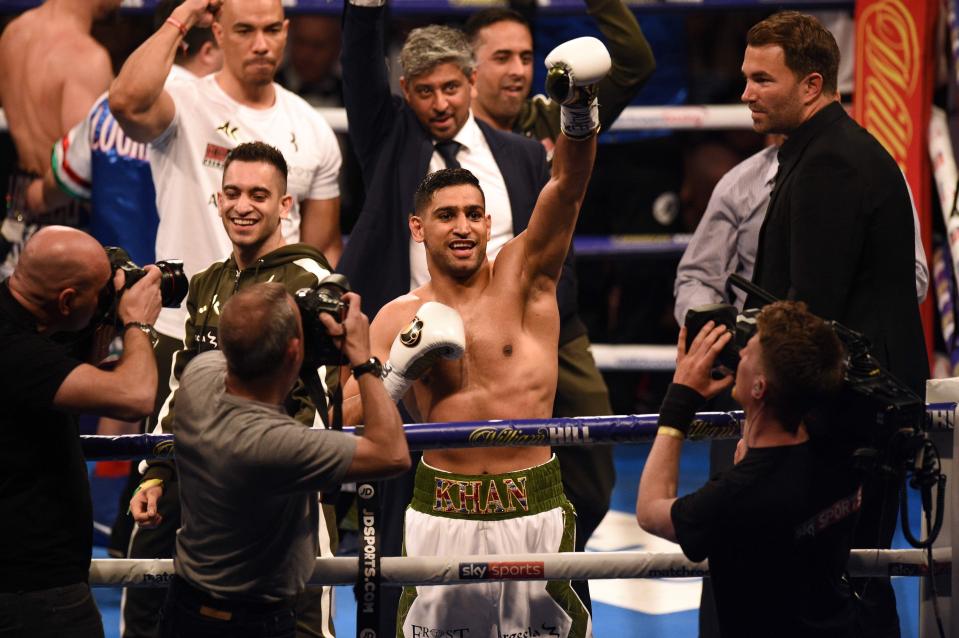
top-left (294, 273), bottom-right (351, 368)
top-left (684, 303), bottom-right (759, 375)
top-left (685, 274), bottom-right (944, 548)
top-left (97, 247), bottom-right (189, 327)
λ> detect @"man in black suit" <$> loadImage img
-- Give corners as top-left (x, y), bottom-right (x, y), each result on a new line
top-left (337, 2), bottom-right (559, 633)
top-left (742, 11), bottom-right (928, 637)
top-left (338, 2), bottom-right (550, 316)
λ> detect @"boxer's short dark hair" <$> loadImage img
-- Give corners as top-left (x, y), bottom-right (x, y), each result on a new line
top-left (413, 168), bottom-right (485, 215)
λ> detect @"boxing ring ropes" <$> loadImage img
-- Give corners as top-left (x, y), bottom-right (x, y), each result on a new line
top-left (80, 402), bottom-right (956, 589)
top-left (3, 100), bottom-right (958, 628)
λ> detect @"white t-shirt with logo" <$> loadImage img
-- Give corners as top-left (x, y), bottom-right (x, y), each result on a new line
top-left (149, 74), bottom-right (341, 340)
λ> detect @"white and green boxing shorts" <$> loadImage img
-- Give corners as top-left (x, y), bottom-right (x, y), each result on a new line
top-left (397, 455), bottom-right (593, 638)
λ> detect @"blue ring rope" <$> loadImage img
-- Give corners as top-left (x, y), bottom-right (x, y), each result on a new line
top-left (80, 402), bottom-right (957, 461)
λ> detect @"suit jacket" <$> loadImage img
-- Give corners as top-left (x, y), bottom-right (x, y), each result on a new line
top-left (338, 3), bottom-right (587, 340)
top-left (749, 102), bottom-right (928, 395)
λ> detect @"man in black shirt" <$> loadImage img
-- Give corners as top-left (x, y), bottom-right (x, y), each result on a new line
top-left (741, 14), bottom-right (927, 635)
top-left (636, 301), bottom-right (859, 638)
top-left (0, 226), bottom-right (162, 638)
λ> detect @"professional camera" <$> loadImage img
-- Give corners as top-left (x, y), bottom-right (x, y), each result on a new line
top-left (294, 273), bottom-right (351, 368)
top-left (686, 274), bottom-right (944, 549)
top-left (683, 303), bottom-right (759, 374)
top-left (97, 247), bottom-right (188, 326)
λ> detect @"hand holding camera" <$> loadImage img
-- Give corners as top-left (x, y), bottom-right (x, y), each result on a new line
top-left (674, 321), bottom-right (734, 399)
top-left (317, 291), bottom-right (372, 368)
top-left (115, 266), bottom-right (163, 328)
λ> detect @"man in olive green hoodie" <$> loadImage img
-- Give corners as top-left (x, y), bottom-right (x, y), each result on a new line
top-left (126, 141), bottom-right (339, 638)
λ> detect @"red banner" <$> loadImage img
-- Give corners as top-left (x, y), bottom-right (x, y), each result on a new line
top-left (853, 0), bottom-right (938, 365)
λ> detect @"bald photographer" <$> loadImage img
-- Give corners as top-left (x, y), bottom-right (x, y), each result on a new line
top-left (0, 226), bottom-right (162, 637)
top-left (636, 301), bottom-right (860, 638)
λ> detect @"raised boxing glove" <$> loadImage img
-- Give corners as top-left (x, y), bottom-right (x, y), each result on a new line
top-left (381, 301), bottom-right (465, 402)
top-left (544, 36), bottom-right (611, 140)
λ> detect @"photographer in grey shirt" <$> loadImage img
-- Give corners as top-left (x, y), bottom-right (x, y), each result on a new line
top-left (159, 282), bottom-right (409, 637)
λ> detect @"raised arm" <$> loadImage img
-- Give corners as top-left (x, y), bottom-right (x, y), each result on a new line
top-left (109, 0), bottom-right (220, 142)
top-left (524, 135), bottom-right (596, 284)
top-left (522, 38), bottom-right (609, 284)
top-left (586, 0), bottom-right (655, 131)
top-left (341, 0), bottom-right (401, 179)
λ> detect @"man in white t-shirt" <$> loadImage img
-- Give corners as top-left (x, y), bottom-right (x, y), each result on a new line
top-left (109, 2), bottom-right (342, 637)
top-left (110, 0), bottom-right (343, 350)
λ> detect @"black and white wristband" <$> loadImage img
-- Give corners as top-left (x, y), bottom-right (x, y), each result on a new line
top-left (656, 383), bottom-right (706, 440)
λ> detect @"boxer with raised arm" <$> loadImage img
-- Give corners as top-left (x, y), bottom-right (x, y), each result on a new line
top-left (342, 37), bottom-right (608, 638)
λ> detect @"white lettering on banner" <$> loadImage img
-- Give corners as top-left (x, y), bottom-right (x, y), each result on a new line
top-left (89, 108), bottom-right (149, 161)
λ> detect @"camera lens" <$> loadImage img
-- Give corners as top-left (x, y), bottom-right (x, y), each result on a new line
top-left (155, 260), bottom-right (188, 308)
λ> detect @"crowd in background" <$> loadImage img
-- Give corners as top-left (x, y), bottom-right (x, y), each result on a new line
top-left (0, 5), bottom-right (872, 414)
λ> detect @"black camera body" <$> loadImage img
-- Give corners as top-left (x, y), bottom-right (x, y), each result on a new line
top-left (684, 275), bottom-right (927, 473)
top-left (689, 276), bottom-right (944, 550)
top-left (294, 273), bottom-right (351, 368)
top-left (98, 247), bottom-right (189, 326)
top-left (683, 303), bottom-right (758, 374)
top-left (806, 324), bottom-right (926, 473)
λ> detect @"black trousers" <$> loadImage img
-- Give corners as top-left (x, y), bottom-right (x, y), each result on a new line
top-left (159, 576), bottom-right (295, 638)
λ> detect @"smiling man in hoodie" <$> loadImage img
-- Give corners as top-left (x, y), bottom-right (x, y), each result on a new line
top-left (127, 141), bottom-right (339, 638)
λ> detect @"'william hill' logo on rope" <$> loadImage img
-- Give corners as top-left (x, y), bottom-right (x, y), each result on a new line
top-left (468, 426), bottom-right (545, 446)
top-left (854, 0), bottom-right (920, 171)
top-left (434, 476), bottom-right (529, 514)
top-left (467, 425), bottom-right (592, 446)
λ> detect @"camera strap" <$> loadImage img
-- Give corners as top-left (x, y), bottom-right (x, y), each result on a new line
top-left (301, 367), bottom-right (334, 428)
top-left (331, 380), bottom-right (343, 432)
top-left (302, 367), bottom-right (343, 508)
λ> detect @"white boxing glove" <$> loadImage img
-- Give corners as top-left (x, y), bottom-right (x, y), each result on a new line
top-left (544, 36), bottom-right (611, 139)
top-left (381, 301), bottom-right (465, 402)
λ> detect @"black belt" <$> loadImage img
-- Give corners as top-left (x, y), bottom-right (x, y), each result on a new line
top-left (169, 575), bottom-right (294, 621)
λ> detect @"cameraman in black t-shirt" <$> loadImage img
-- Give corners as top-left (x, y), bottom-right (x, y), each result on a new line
top-left (636, 301), bottom-right (860, 638)
top-left (0, 226), bottom-right (161, 638)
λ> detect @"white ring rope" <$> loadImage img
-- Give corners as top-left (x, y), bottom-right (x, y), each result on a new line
top-left (589, 343), bottom-right (678, 371)
top-left (90, 548), bottom-right (951, 588)
top-left (313, 105), bottom-right (754, 133)
top-left (0, 105), bottom-right (754, 136)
